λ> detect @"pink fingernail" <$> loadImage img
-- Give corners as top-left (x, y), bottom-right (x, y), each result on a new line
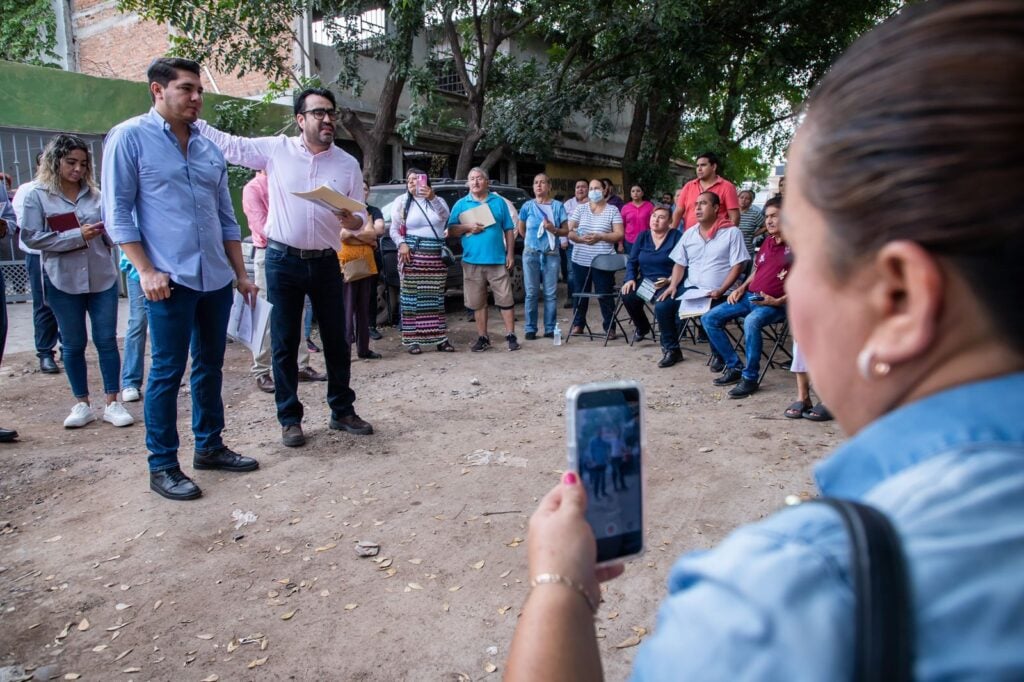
top-left (563, 471), bottom-right (578, 485)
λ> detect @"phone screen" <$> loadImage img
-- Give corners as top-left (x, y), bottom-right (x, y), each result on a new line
top-left (572, 385), bottom-right (644, 563)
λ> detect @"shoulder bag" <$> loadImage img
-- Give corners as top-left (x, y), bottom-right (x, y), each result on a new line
top-left (808, 498), bottom-right (914, 682)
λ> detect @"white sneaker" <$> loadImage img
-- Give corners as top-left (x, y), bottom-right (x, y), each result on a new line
top-left (121, 387), bottom-right (141, 402)
top-left (103, 401), bottom-right (135, 427)
top-left (64, 402), bottom-right (96, 428)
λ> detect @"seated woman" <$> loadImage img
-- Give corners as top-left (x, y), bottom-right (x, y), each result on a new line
top-left (21, 134), bottom-right (133, 429)
top-left (619, 207), bottom-right (684, 367)
top-left (505, 2), bottom-right (1024, 679)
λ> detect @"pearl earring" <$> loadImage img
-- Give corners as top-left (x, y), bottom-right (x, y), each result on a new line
top-left (857, 348), bottom-right (891, 380)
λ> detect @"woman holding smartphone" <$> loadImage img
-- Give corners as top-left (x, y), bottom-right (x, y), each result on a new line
top-left (21, 134), bottom-right (133, 429)
top-left (388, 169), bottom-right (454, 354)
top-left (507, 2), bottom-right (1024, 678)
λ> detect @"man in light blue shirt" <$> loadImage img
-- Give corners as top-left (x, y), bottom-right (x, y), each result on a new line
top-left (448, 167), bottom-right (519, 352)
top-left (102, 57), bottom-right (259, 501)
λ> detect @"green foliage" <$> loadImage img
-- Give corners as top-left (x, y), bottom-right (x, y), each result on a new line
top-left (118, 0), bottom-right (306, 83)
top-left (0, 0), bottom-right (60, 66)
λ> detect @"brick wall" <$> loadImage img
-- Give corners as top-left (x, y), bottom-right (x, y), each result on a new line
top-left (71, 0), bottom-right (271, 98)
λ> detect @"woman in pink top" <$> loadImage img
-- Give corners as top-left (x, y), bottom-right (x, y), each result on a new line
top-left (619, 185), bottom-right (655, 254)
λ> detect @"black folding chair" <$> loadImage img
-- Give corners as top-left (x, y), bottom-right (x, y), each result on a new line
top-left (567, 253), bottom-right (629, 344)
top-left (726, 317), bottom-right (793, 384)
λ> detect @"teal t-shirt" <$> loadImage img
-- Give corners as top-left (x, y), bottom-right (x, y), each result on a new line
top-left (448, 193), bottom-right (515, 265)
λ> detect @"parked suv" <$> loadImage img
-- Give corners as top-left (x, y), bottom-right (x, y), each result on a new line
top-left (368, 180), bottom-right (531, 325)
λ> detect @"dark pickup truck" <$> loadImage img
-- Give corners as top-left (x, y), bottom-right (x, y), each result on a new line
top-left (368, 180), bottom-right (531, 325)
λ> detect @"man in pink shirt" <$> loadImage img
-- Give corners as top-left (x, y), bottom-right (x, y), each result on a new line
top-left (198, 88), bottom-right (372, 448)
top-left (670, 152), bottom-right (741, 230)
top-left (701, 196), bottom-right (789, 398)
top-left (241, 170), bottom-right (322, 394)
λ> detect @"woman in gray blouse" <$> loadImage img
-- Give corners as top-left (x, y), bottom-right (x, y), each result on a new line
top-left (21, 134), bottom-right (133, 429)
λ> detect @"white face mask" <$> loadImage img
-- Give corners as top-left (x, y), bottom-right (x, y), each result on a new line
top-left (588, 189), bottom-right (604, 202)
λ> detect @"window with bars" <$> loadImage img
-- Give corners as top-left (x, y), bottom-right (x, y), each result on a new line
top-left (312, 8), bottom-right (387, 49)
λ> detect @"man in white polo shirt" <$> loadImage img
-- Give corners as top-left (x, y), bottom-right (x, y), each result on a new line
top-left (659, 191), bottom-right (749, 370)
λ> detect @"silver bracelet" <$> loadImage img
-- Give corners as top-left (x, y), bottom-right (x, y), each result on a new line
top-left (530, 573), bottom-right (597, 614)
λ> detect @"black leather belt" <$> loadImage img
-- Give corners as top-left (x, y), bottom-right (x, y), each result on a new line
top-left (267, 239), bottom-right (335, 259)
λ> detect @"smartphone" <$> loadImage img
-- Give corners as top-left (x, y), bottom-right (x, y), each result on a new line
top-left (749, 294), bottom-right (764, 301)
top-left (92, 221), bottom-right (105, 231)
top-left (566, 380), bottom-right (646, 565)
top-left (416, 174), bottom-right (428, 193)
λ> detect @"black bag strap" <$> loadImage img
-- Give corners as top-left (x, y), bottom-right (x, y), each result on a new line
top-left (808, 498), bottom-right (914, 682)
top-left (404, 193), bottom-right (444, 240)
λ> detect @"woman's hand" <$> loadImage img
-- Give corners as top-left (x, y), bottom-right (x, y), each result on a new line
top-left (398, 242), bottom-right (412, 264)
top-left (658, 285), bottom-right (677, 302)
top-left (528, 473), bottom-right (624, 609)
top-left (81, 223), bottom-right (104, 241)
top-left (582, 233), bottom-right (599, 245)
top-left (621, 280), bottom-right (636, 295)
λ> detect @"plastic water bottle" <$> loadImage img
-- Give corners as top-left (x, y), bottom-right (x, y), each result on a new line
top-left (553, 325), bottom-right (562, 346)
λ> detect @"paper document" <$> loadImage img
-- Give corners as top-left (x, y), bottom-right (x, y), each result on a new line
top-left (677, 287), bottom-right (712, 318)
top-left (533, 203), bottom-right (556, 250)
top-left (459, 203), bottom-right (497, 228)
top-left (292, 185), bottom-right (367, 214)
top-left (227, 292), bottom-right (273, 356)
top-left (636, 278), bottom-right (658, 303)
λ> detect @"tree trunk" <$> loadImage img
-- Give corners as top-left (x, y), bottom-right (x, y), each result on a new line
top-left (454, 95), bottom-right (485, 179)
top-left (621, 96), bottom-right (649, 190)
top-left (479, 143), bottom-right (508, 174)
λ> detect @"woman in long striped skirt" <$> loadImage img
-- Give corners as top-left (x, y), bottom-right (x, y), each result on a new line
top-left (389, 169), bottom-right (455, 353)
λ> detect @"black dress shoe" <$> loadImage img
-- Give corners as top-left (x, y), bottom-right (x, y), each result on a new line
top-left (0, 427), bottom-right (19, 443)
top-left (633, 330), bottom-right (649, 344)
top-left (39, 356), bottom-right (60, 374)
top-left (709, 355), bottom-right (725, 373)
top-left (713, 368), bottom-right (743, 386)
top-left (728, 378), bottom-right (759, 399)
top-left (150, 468), bottom-right (202, 500)
top-left (658, 349), bottom-right (683, 368)
top-left (282, 424), bottom-right (306, 447)
top-left (193, 446), bottom-right (259, 472)
top-left (329, 413), bottom-right (374, 435)
top-left (298, 366), bottom-right (327, 382)
top-left (357, 351), bottom-right (382, 359)
top-left (368, 327), bottom-right (383, 340)
top-left (524, 331), bottom-right (537, 340)
top-left (255, 374), bottom-right (275, 393)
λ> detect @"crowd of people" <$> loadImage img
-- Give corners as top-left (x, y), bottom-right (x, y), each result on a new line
top-left (0, 0), bottom-right (1019, 675)
top-left (0, 0), bottom-right (1021, 676)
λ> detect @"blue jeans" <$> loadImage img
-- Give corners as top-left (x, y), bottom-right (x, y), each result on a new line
top-left (571, 261), bottom-right (615, 331)
top-left (523, 248), bottom-right (560, 334)
top-left (304, 295), bottom-right (314, 338)
top-left (122, 277), bottom-right (148, 390)
top-left (44, 279), bottom-right (121, 398)
top-left (265, 247), bottom-right (355, 426)
top-left (621, 289), bottom-right (681, 351)
top-left (702, 293), bottom-right (787, 381)
top-left (143, 282), bottom-right (232, 472)
top-left (26, 254), bottom-right (60, 359)
top-left (0, 268), bottom-right (6, 363)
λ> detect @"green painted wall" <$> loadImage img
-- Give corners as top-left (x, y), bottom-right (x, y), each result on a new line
top-left (0, 60), bottom-right (292, 235)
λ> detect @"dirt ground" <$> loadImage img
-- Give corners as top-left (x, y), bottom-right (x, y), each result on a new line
top-left (0, 300), bottom-right (842, 681)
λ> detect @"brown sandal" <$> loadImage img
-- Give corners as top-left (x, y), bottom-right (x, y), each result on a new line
top-left (437, 340), bottom-right (455, 352)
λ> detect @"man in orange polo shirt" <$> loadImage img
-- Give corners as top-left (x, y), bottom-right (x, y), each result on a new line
top-left (670, 152), bottom-right (740, 230)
